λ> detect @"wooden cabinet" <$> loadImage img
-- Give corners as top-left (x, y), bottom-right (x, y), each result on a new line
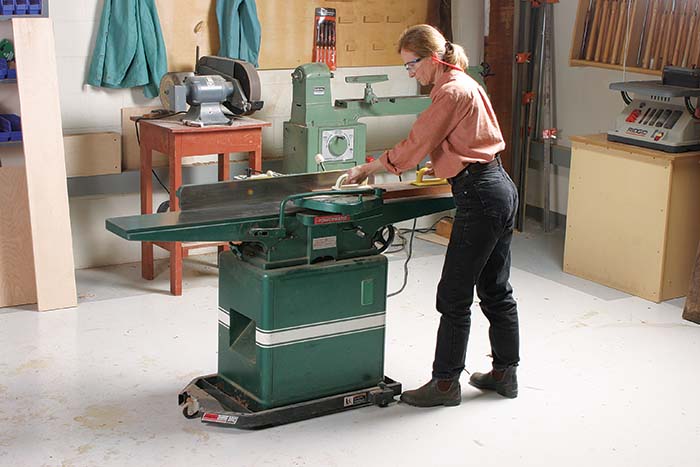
top-left (564, 134), bottom-right (700, 302)
top-left (0, 18), bottom-right (76, 311)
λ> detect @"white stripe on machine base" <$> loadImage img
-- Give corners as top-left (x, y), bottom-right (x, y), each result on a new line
top-left (218, 307), bottom-right (230, 328)
top-left (256, 313), bottom-right (385, 348)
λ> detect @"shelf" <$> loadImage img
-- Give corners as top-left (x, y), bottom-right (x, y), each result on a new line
top-left (0, 139), bottom-right (22, 145)
top-left (0, 78), bottom-right (17, 83)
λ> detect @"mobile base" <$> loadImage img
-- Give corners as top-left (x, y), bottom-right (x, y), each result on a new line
top-left (178, 374), bottom-right (402, 429)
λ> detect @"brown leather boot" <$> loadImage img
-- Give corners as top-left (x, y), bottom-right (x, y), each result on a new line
top-left (399, 379), bottom-right (461, 407)
top-left (469, 366), bottom-right (518, 398)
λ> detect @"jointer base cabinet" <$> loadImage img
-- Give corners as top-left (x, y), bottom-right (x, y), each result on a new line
top-left (217, 254), bottom-right (388, 410)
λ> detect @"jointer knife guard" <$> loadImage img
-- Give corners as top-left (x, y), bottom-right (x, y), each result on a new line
top-left (106, 171), bottom-right (454, 429)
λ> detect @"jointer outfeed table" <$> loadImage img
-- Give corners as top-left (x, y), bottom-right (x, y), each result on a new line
top-left (106, 170), bottom-right (453, 429)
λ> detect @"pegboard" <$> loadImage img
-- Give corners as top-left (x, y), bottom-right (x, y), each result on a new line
top-left (155, 0), bottom-right (430, 71)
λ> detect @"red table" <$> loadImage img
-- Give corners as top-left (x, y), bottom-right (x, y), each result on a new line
top-left (138, 117), bottom-right (271, 295)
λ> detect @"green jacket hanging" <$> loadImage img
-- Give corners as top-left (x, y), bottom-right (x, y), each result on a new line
top-left (87, 0), bottom-right (167, 99)
top-left (216, 0), bottom-right (262, 67)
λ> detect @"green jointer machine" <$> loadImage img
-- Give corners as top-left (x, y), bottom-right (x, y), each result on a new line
top-left (283, 63), bottom-right (486, 173)
top-left (106, 171), bottom-right (453, 428)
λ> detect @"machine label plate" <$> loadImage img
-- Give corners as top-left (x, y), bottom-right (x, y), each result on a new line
top-left (313, 86), bottom-right (326, 96)
top-left (344, 393), bottom-right (368, 407)
top-left (313, 214), bottom-right (350, 225)
top-left (312, 236), bottom-right (337, 250)
top-left (202, 413), bottom-right (239, 425)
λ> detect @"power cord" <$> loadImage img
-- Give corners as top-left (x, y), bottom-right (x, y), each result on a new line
top-left (134, 110), bottom-right (187, 195)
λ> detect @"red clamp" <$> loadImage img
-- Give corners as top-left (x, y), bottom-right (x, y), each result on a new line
top-left (542, 128), bottom-right (558, 140)
top-left (522, 91), bottom-right (536, 105)
top-left (516, 52), bottom-right (532, 64)
top-left (365, 155), bottom-right (376, 163)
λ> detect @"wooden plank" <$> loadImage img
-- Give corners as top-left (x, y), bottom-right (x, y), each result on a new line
top-left (610, 0), bottom-right (626, 64)
top-left (586, 0), bottom-right (605, 60)
top-left (13, 18), bottom-right (76, 311)
top-left (595, 0), bottom-right (611, 61)
top-left (570, 0), bottom-right (592, 61)
top-left (0, 167), bottom-right (37, 308)
top-left (602, 0), bottom-right (620, 63)
top-left (683, 240), bottom-right (700, 324)
top-left (483, 0), bottom-right (515, 176)
top-left (64, 132), bottom-right (121, 178)
top-left (643, 0), bottom-right (660, 68)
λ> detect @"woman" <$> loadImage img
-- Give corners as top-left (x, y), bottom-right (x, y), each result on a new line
top-left (346, 25), bottom-right (520, 407)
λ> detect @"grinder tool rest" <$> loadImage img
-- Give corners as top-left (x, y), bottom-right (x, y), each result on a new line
top-left (106, 171), bottom-right (453, 429)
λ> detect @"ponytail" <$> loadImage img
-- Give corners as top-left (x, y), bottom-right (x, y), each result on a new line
top-left (443, 41), bottom-right (469, 70)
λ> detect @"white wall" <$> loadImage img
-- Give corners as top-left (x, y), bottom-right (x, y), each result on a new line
top-left (53, 0), bottom-right (422, 268)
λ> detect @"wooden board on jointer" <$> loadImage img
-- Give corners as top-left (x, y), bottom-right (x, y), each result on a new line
top-left (154, 0), bottom-right (429, 70)
top-left (0, 167), bottom-right (37, 308)
top-left (13, 18), bottom-right (77, 311)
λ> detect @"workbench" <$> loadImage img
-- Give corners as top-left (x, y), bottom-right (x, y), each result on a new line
top-left (138, 117), bottom-right (271, 295)
top-left (564, 134), bottom-right (700, 302)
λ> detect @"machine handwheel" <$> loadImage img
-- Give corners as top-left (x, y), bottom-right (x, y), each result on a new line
top-left (372, 225), bottom-right (395, 253)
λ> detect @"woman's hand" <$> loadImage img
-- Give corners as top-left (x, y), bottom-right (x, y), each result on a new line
top-left (346, 164), bottom-right (372, 184)
top-left (346, 158), bottom-right (385, 184)
top-left (423, 161), bottom-right (435, 176)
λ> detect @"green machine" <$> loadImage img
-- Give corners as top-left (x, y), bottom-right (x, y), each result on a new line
top-left (106, 171), bottom-right (454, 428)
top-left (283, 63), bottom-right (487, 174)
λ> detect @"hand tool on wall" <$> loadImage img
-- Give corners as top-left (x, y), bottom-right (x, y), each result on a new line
top-left (643, 0), bottom-right (660, 68)
top-left (602, 0), bottom-right (619, 63)
top-left (594, 0), bottom-right (611, 62)
top-left (585, 0), bottom-right (603, 60)
top-left (580, 0), bottom-right (595, 59)
top-left (106, 171), bottom-right (454, 428)
top-left (313, 7), bottom-right (337, 70)
top-left (611, 0), bottom-right (628, 64)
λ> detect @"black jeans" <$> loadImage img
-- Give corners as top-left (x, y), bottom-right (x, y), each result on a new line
top-left (432, 159), bottom-right (520, 380)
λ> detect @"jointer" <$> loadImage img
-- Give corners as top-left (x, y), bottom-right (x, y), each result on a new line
top-left (106, 171), bottom-right (454, 428)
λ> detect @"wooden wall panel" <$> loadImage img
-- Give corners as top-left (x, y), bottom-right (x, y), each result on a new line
top-left (155, 0), bottom-right (429, 71)
top-left (484, 0), bottom-right (515, 175)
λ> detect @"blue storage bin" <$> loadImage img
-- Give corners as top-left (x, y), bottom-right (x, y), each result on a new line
top-left (0, 58), bottom-right (7, 79)
top-left (0, 114), bottom-right (21, 141)
top-left (7, 68), bottom-right (15, 79)
top-left (14, 0), bottom-right (29, 15)
top-left (28, 0), bottom-right (39, 14)
top-left (0, 115), bottom-right (11, 142)
top-left (1, 0), bottom-right (13, 15)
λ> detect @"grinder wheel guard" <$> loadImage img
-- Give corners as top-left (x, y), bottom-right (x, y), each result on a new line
top-left (196, 56), bottom-right (262, 116)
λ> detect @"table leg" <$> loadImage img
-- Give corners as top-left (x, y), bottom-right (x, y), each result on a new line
top-left (250, 130), bottom-right (262, 173)
top-left (140, 141), bottom-right (154, 280)
top-left (170, 146), bottom-right (183, 296)
top-left (218, 152), bottom-right (230, 256)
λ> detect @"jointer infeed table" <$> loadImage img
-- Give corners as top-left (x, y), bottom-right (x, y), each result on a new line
top-left (106, 171), bottom-right (454, 428)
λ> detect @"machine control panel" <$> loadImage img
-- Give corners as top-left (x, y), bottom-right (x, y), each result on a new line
top-left (608, 99), bottom-right (700, 151)
top-left (321, 128), bottom-right (354, 162)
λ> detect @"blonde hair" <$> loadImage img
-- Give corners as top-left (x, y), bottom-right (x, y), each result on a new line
top-left (397, 24), bottom-right (469, 70)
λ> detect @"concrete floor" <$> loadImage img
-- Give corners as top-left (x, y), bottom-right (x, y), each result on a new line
top-left (1, 222), bottom-right (698, 467)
